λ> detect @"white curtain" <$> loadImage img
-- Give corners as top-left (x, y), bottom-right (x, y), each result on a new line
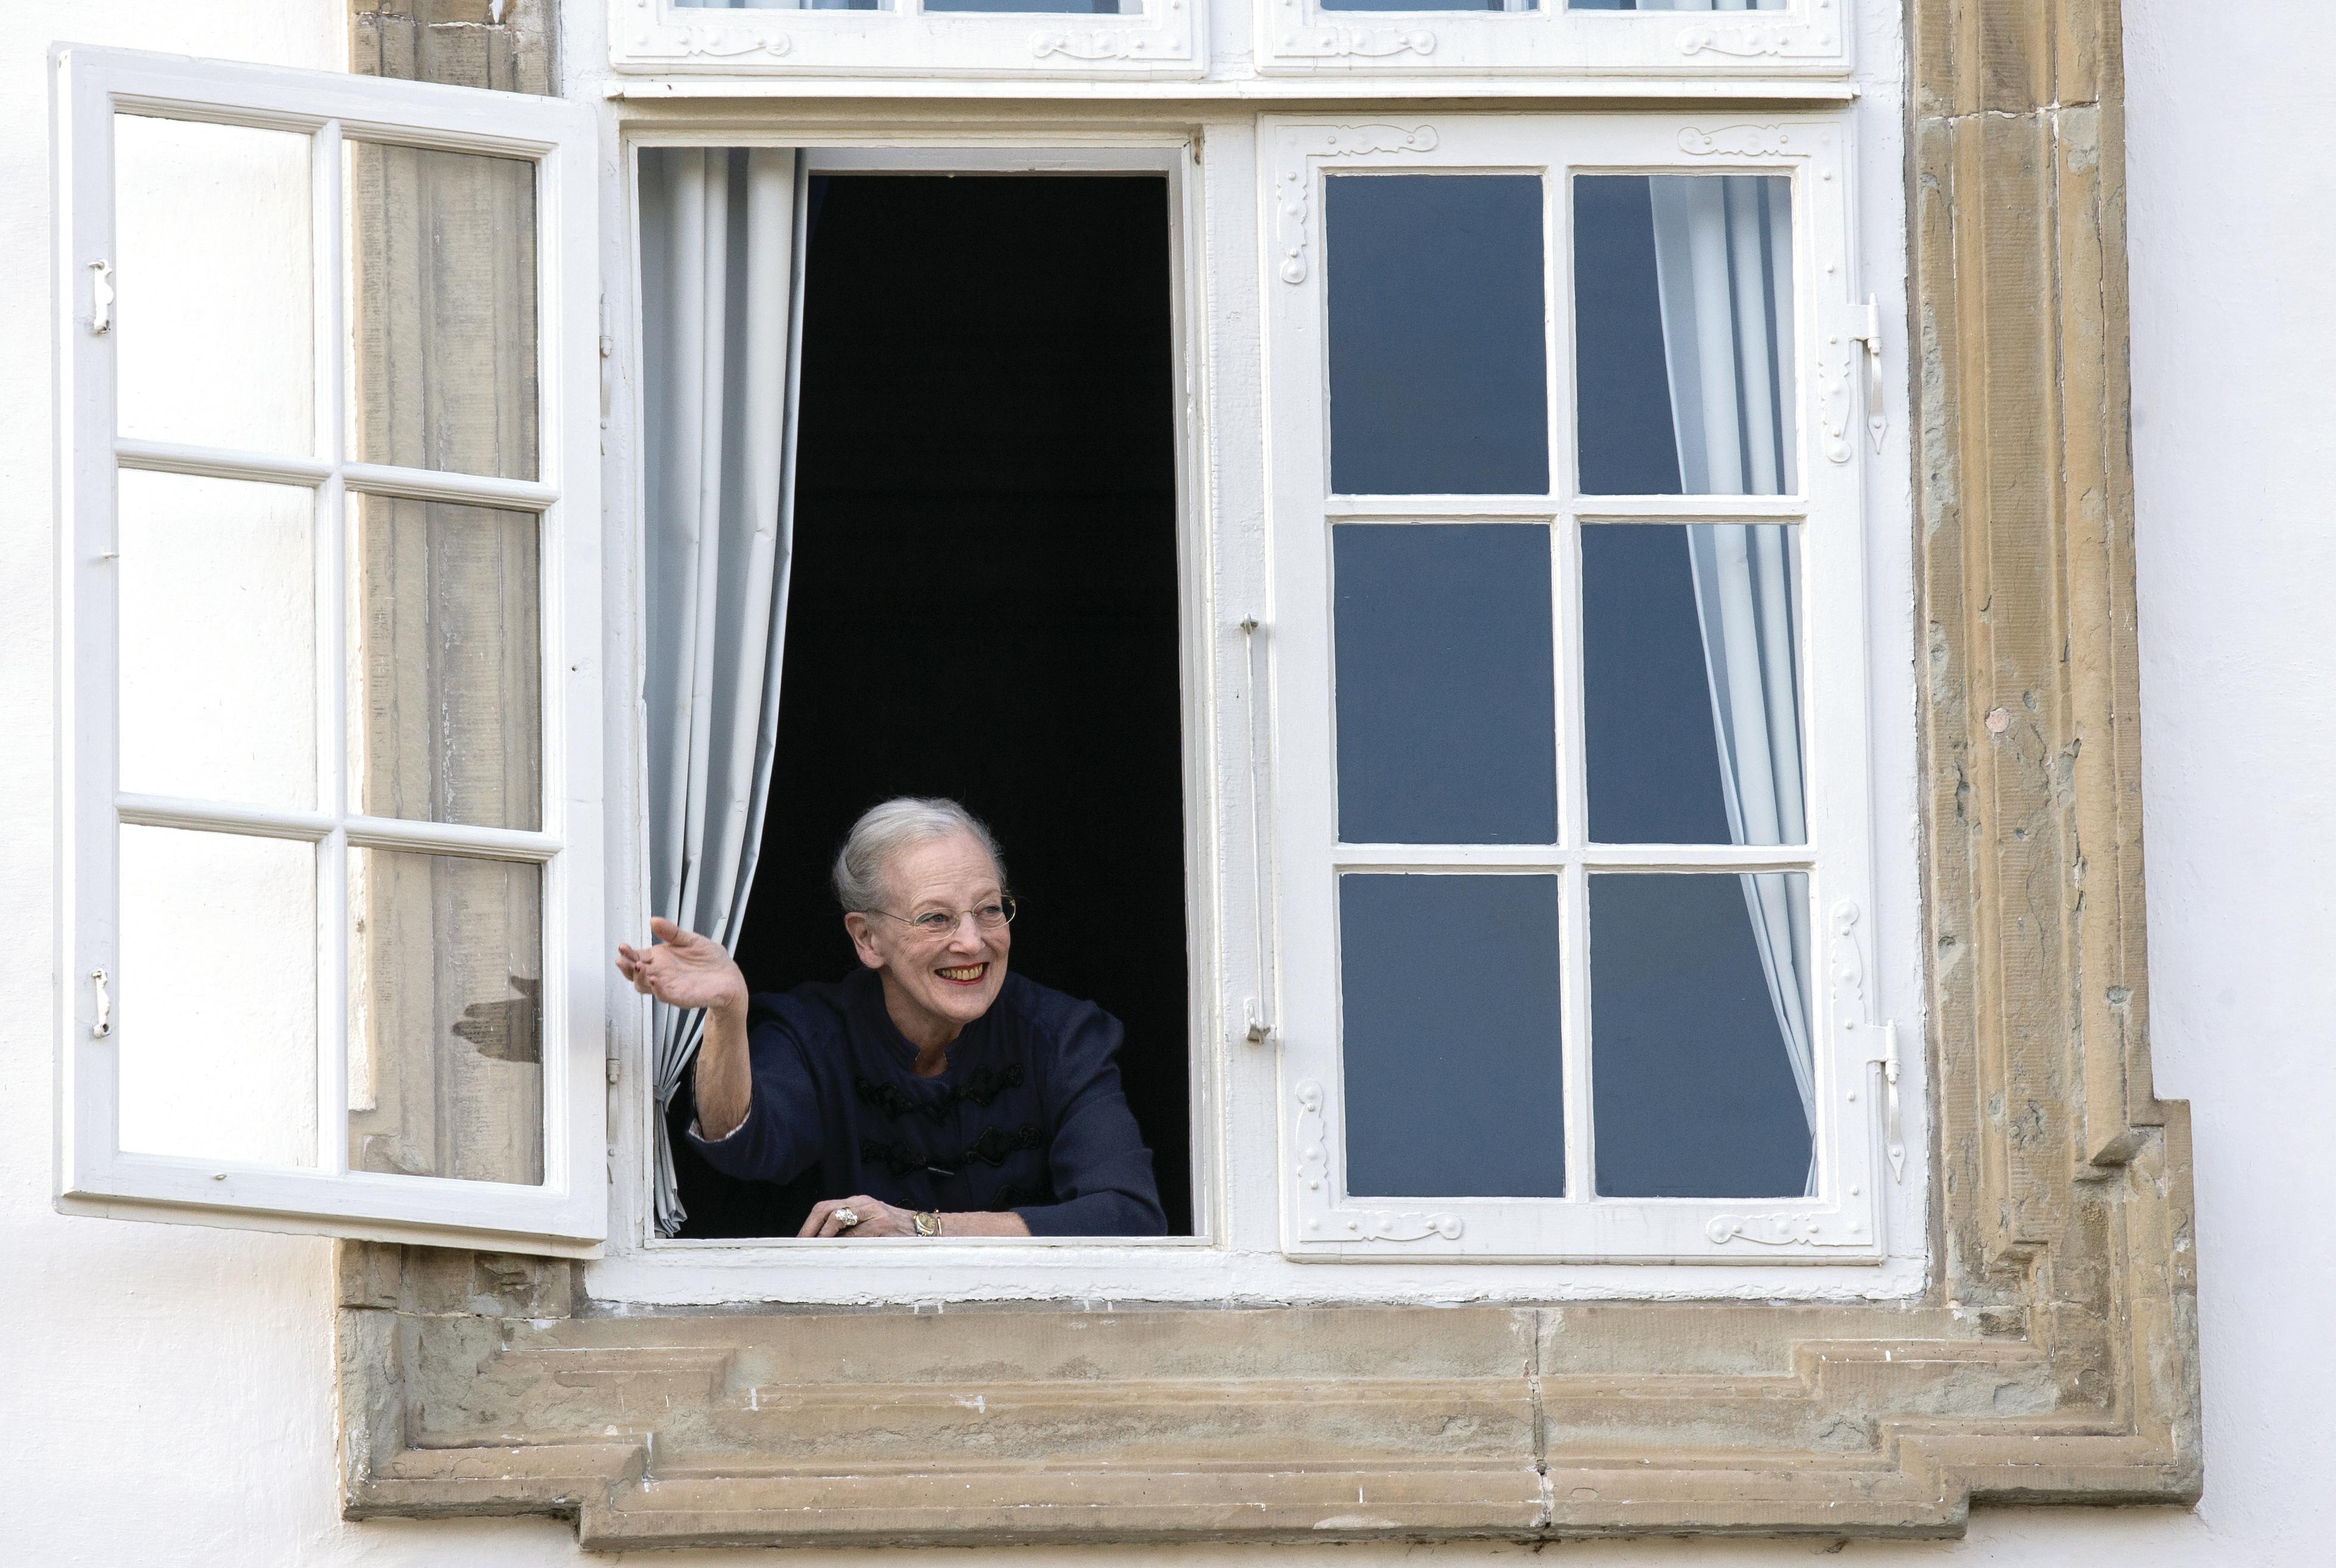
top-left (1647, 173), bottom-right (1817, 1189)
top-left (638, 148), bottom-right (805, 1235)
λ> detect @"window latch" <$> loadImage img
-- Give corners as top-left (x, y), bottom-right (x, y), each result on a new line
top-left (1868, 1021), bottom-right (1904, 1183)
top-left (90, 968), bottom-right (112, 1038)
top-left (1852, 293), bottom-right (1885, 454)
top-left (1239, 616), bottom-right (1275, 1046)
top-left (88, 260), bottom-right (113, 336)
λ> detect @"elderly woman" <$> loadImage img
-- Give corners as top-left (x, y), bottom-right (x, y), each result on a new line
top-left (616, 798), bottom-right (1165, 1238)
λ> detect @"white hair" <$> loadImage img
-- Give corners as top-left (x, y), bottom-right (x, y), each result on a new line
top-left (831, 797), bottom-right (1007, 915)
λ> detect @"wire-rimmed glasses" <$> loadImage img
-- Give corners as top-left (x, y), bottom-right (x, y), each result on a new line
top-left (865, 894), bottom-right (1017, 943)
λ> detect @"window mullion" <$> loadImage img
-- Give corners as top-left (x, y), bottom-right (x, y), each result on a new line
top-left (315, 115), bottom-right (350, 1177)
top-left (1558, 856), bottom-right (1594, 1206)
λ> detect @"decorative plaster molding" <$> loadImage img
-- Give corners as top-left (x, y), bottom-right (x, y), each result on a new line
top-left (1273, 125), bottom-right (1438, 286)
top-left (1293, 1080), bottom-right (1465, 1243)
top-left (1678, 123), bottom-right (1796, 158)
top-left (1030, 29), bottom-right (1141, 61)
top-left (1704, 1211), bottom-right (1866, 1247)
top-left (1818, 309), bottom-right (1859, 464)
top-left (1677, 23), bottom-right (1798, 58)
top-left (1276, 27), bottom-right (1437, 61)
top-left (1675, 11), bottom-right (1837, 62)
top-left (624, 27), bottom-right (792, 60)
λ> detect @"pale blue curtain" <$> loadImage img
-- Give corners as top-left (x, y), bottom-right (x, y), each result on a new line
top-left (1648, 173), bottom-right (1816, 1191)
top-left (638, 148), bottom-right (805, 1235)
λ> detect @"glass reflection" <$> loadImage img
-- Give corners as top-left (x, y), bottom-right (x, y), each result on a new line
top-left (348, 849), bottom-right (544, 1186)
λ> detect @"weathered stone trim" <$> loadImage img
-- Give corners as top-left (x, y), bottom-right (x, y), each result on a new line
top-left (336, 0), bottom-right (2201, 1546)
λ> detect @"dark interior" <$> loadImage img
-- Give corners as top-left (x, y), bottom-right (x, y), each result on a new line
top-left (670, 172), bottom-right (1193, 1239)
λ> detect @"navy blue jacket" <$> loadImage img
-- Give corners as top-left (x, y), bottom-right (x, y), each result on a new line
top-left (688, 966), bottom-right (1165, 1237)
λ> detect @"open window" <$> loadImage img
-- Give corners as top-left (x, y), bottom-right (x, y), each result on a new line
top-left (1262, 113), bottom-right (1893, 1262)
top-left (623, 145), bottom-right (1199, 1244)
top-left (52, 46), bottom-right (605, 1253)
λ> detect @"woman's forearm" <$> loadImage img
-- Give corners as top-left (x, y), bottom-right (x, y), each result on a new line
top-left (693, 997), bottom-right (754, 1140)
top-left (936, 1210), bottom-right (1032, 1237)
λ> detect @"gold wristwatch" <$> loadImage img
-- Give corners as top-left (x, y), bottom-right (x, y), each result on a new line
top-left (913, 1211), bottom-right (941, 1237)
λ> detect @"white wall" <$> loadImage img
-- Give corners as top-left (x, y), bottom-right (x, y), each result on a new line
top-left (2, 1), bottom-right (2329, 1562)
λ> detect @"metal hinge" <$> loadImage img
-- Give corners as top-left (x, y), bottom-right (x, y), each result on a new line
top-left (1868, 1021), bottom-right (1905, 1183)
top-left (90, 968), bottom-right (112, 1038)
top-left (1851, 293), bottom-right (1886, 453)
top-left (88, 261), bottom-right (113, 336)
top-left (598, 294), bottom-right (614, 430)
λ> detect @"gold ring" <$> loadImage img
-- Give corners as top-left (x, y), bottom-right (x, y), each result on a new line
top-left (833, 1207), bottom-right (861, 1231)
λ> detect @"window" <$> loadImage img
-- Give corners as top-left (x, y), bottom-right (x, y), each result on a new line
top-left (1263, 114), bottom-right (1892, 1261)
top-left (50, 1), bottom-right (2205, 1549)
top-left (608, 0), bottom-right (1203, 80)
top-left (1254, 0), bottom-right (1851, 79)
top-left (53, 46), bottom-right (607, 1250)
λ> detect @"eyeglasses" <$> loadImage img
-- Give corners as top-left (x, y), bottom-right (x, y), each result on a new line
top-left (866, 894), bottom-right (1017, 941)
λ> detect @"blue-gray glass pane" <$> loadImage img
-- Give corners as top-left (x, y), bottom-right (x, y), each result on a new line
top-left (1335, 524), bottom-right (1557, 845)
top-left (1582, 523), bottom-right (1802, 845)
top-left (1569, 1), bottom-right (1783, 11)
top-left (676, 0), bottom-right (894, 10)
top-left (1325, 0), bottom-right (1523, 10)
top-left (1342, 874), bottom-right (1565, 1198)
top-left (1326, 175), bottom-right (1549, 495)
top-left (926, 0), bottom-right (1137, 10)
top-left (1590, 872), bottom-right (1812, 1198)
top-left (1574, 174), bottom-right (1796, 496)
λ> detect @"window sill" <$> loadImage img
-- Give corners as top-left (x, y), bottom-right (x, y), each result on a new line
top-left (338, 1115), bottom-right (2196, 1548)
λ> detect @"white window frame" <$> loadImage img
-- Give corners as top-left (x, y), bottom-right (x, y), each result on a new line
top-left (1253, 0), bottom-right (1853, 80)
top-left (1260, 111), bottom-right (1892, 1263)
top-left (607, 0), bottom-right (1204, 83)
top-left (580, 114), bottom-right (1922, 1307)
top-left (52, 45), bottom-right (608, 1254)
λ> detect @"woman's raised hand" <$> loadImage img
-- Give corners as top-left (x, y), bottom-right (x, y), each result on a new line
top-left (615, 916), bottom-right (748, 1016)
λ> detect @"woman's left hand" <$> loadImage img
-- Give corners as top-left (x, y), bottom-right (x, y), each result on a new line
top-left (801, 1194), bottom-right (915, 1238)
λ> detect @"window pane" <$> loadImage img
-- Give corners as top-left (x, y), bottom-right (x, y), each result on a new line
top-left (346, 141), bottom-right (539, 481)
top-left (1334, 524), bottom-right (1557, 845)
top-left (118, 470), bottom-right (315, 810)
top-left (1575, 174), bottom-right (1796, 496)
top-left (114, 115), bottom-right (313, 454)
top-left (117, 827), bottom-right (317, 1168)
top-left (1582, 523), bottom-right (1802, 845)
top-left (1341, 874), bottom-right (1565, 1198)
top-left (348, 495), bottom-right (542, 831)
top-left (927, 0), bottom-right (1141, 10)
top-left (1326, 0), bottom-right (1531, 10)
top-left (1326, 175), bottom-right (1549, 495)
top-left (1568, 1), bottom-right (1784, 11)
top-left (1590, 872), bottom-right (1812, 1198)
top-left (675, 0), bottom-right (896, 9)
top-left (348, 849), bottom-right (543, 1185)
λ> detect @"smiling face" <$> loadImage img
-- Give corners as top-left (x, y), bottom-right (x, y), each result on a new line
top-left (844, 829), bottom-right (1011, 1056)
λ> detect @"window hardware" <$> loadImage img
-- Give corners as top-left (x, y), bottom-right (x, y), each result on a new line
top-left (1868, 1021), bottom-right (1905, 1182)
top-left (1853, 293), bottom-right (1885, 453)
top-left (88, 259), bottom-right (113, 335)
top-left (1240, 616), bottom-right (1275, 1045)
top-left (90, 968), bottom-right (111, 1038)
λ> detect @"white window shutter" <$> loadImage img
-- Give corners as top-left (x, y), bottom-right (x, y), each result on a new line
top-left (54, 45), bottom-right (605, 1254)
